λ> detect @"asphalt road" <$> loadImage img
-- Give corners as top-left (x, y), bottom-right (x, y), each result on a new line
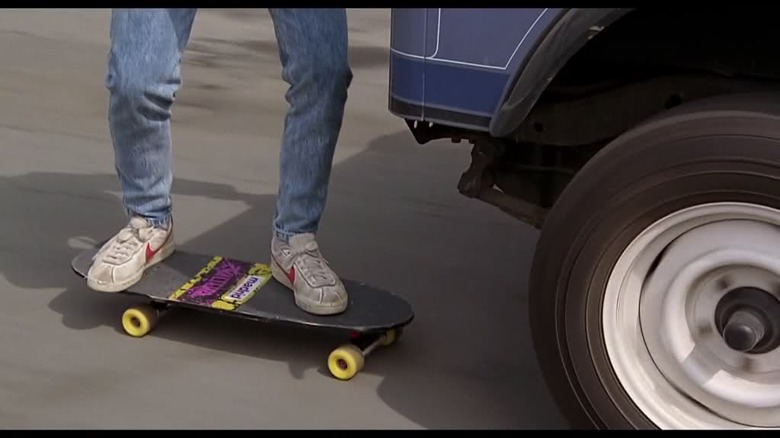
top-left (0, 9), bottom-right (567, 429)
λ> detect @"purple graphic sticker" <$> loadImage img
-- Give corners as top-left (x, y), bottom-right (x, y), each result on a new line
top-left (178, 258), bottom-right (252, 306)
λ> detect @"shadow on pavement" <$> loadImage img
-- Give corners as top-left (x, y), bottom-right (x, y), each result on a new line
top-left (0, 130), bottom-right (565, 429)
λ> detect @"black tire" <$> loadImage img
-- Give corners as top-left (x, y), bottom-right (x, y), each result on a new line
top-left (528, 93), bottom-right (780, 429)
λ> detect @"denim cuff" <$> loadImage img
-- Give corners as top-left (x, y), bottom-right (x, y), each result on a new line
top-left (274, 229), bottom-right (294, 244)
top-left (126, 208), bottom-right (171, 229)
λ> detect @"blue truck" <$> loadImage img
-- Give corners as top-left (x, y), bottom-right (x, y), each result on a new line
top-left (388, 8), bottom-right (780, 430)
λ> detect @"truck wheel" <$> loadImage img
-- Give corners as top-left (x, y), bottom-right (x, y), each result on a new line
top-left (529, 93), bottom-right (780, 429)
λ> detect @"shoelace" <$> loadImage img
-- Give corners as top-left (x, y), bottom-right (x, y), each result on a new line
top-left (102, 226), bottom-right (154, 264)
top-left (291, 242), bottom-right (335, 287)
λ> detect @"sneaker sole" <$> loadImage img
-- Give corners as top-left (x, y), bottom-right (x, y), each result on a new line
top-left (270, 259), bottom-right (347, 316)
top-left (87, 243), bottom-right (175, 293)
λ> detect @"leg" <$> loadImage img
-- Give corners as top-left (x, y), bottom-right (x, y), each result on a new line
top-left (269, 8), bottom-right (352, 240)
top-left (267, 9), bottom-right (353, 315)
top-left (88, 9), bottom-right (197, 293)
top-left (106, 8), bottom-right (197, 227)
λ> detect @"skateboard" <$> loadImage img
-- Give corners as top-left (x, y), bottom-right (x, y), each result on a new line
top-left (71, 245), bottom-right (414, 381)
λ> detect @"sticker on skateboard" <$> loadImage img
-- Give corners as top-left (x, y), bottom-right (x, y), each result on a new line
top-left (71, 245), bottom-right (414, 380)
top-left (168, 256), bottom-right (271, 310)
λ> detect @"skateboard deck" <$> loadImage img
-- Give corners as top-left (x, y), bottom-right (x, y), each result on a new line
top-left (71, 245), bottom-right (414, 380)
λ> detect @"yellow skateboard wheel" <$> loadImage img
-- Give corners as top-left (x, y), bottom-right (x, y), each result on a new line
top-left (328, 344), bottom-right (365, 380)
top-left (380, 328), bottom-right (400, 347)
top-left (122, 305), bottom-right (158, 338)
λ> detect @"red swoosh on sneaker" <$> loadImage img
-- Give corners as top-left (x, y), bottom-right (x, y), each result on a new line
top-left (145, 228), bottom-right (172, 264)
top-left (145, 243), bottom-right (160, 264)
top-left (286, 266), bottom-right (296, 284)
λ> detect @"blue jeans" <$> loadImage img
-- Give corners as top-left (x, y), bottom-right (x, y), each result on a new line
top-left (105, 9), bottom-right (352, 242)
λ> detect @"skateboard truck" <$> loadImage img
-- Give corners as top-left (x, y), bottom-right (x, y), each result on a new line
top-left (327, 328), bottom-right (402, 380)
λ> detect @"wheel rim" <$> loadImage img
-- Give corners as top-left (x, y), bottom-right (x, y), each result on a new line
top-left (602, 202), bottom-right (780, 429)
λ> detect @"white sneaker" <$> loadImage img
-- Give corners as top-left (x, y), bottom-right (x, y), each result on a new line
top-left (270, 233), bottom-right (348, 315)
top-left (87, 216), bottom-right (174, 292)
